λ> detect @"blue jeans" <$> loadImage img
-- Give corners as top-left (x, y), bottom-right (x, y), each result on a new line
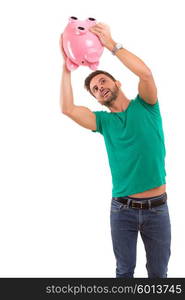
top-left (110, 193), bottom-right (171, 278)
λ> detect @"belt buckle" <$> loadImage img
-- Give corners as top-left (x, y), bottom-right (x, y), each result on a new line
top-left (131, 200), bottom-right (143, 209)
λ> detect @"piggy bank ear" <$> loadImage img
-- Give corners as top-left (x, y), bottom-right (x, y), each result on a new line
top-left (68, 16), bottom-right (78, 23)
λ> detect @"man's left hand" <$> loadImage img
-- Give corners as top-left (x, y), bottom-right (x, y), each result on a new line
top-left (89, 23), bottom-right (116, 51)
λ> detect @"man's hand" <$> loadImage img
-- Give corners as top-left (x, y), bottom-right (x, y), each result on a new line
top-left (59, 34), bottom-right (70, 71)
top-left (89, 23), bottom-right (116, 51)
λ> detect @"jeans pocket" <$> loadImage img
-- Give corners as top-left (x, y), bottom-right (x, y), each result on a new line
top-left (150, 201), bottom-right (168, 214)
top-left (111, 199), bottom-right (127, 213)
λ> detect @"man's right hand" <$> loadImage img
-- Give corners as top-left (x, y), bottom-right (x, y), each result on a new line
top-left (59, 34), bottom-right (69, 71)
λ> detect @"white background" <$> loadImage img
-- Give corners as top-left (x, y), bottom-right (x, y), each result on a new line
top-left (0, 0), bottom-right (184, 277)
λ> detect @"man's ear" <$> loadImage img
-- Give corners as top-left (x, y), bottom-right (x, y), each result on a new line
top-left (115, 80), bottom-right (121, 88)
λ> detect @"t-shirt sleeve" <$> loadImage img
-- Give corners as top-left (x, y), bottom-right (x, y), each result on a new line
top-left (91, 111), bottom-right (108, 135)
top-left (136, 93), bottom-right (160, 112)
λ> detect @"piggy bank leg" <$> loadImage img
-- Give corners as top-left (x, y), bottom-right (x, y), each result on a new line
top-left (89, 62), bottom-right (99, 70)
top-left (66, 58), bottom-right (78, 71)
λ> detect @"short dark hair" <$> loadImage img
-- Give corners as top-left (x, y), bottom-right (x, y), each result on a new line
top-left (84, 70), bottom-right (116, 96)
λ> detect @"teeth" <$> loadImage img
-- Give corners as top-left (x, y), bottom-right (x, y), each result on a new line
top-left (103, 89), bottom-right (108, 96)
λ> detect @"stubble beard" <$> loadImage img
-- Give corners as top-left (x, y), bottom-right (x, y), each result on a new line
top-left (101, 86), bottom-right (119, 108)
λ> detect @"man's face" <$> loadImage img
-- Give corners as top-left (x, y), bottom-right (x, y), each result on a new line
top-left (89, 74), bottom-right (120, 108)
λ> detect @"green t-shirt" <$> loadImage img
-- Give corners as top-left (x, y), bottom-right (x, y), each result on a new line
top-left (92, 94), bottom-right (166, 197)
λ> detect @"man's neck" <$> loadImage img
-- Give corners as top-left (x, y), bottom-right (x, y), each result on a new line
top-left (109, 92), bottom-right (130, 113)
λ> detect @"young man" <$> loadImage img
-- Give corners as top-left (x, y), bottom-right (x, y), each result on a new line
top-left (60, 23), bottom-right (171, 278)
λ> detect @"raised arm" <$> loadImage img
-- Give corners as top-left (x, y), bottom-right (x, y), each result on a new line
top-left (59, 35), bottom-right (96, 130)
top-left (89, 23), bottom-right (157, 105)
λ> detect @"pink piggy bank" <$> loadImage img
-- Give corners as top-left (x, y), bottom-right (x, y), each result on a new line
top-left (62, 16), bottom-right (104, 71)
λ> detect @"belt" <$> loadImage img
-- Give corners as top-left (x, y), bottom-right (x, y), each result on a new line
top-left (112, 192), bottom-right (167, 209)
